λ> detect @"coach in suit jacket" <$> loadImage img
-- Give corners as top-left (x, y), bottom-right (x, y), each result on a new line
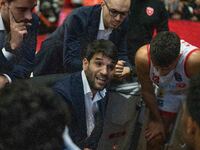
top-left (53, 40), bottom-right (118, 149)
top-left (0, 0), bottom-right (38, 88)
top-left (34, 0), bottom-right (132, 78)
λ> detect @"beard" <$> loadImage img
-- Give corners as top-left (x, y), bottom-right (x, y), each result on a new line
top-left (85, 69), bottom-right (108, 92)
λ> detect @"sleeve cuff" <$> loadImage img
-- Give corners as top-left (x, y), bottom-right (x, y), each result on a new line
top-left (3, 74), bottom-right (12, 83)
top-left (2, 47), bottom-right (14, 60)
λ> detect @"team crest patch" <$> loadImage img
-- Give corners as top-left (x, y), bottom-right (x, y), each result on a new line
top-left (146, 7), bottom-right (154, 16)
top-left (176, 83), bottom-right (186, 88)
top-left (174, 72), bottom-right (182, 82)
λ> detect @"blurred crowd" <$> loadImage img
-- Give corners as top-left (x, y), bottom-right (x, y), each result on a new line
top-left (36, 0), bottom-right (200, 35)
top-left (165, 0), bottom-right (200, 21)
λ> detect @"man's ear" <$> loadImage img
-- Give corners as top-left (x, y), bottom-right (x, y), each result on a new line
top-left (101, 0), bottom-right (105, 7)
top-left (0, 0), bottom-right (4, 8)
top-left (0, 0), bottom-right (7, 7)
top-left (82, 58), bottom-right (89, 71)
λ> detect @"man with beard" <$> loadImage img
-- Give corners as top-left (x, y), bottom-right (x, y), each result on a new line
top-left (34, 0), bottom-right (132, 79)
top-left (53, 39), bottom-right (118, 150)
top-left (0, 0), bottom-right (38, 88)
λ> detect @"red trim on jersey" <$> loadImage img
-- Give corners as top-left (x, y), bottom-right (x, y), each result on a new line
top-left (147, 44), bottom-right (151, 69)
top-left (159, 110), bottom-right (177, 119)
top-left (184, 49), bottom-right (200, 78)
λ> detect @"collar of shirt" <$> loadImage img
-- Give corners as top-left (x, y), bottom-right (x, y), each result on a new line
top-left (81, 70), bottom-right (106, 102)
top-left (99, 8), bottom-right (113, 33)
top-left (0, 14), bottom-right (5, 31)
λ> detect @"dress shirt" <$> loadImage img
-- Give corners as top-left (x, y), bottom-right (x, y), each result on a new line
top-left (0, 14), bottom-right (13, 83)
top-left (81, 70), bottom-right (106, 137)
top-left (0, 14), bottom-right (14, 60)
top-left (97, 9), bottom-right (113, 40)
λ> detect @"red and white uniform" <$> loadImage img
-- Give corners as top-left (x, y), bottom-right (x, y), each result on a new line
top-left (148, 40), bottom-right (199, 113)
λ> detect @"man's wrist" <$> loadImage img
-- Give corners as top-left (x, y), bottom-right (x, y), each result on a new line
top-left (4, 41), bottom-right (19, 55)
top-left (0, 75), bottom-right (10, 85)
top-left (5, 40), bottom-right (14, 51)
top-left (130, 66), bottom-right (136, 76)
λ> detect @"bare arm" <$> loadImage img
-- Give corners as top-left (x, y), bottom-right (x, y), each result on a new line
top-left (135, 45), bottom-right (165, 141)
top-left (185, 49), bottom-right (200, 77)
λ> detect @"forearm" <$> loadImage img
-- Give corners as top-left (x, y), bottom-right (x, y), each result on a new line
top-left (7, 43), bottom-right (36, 80)
top-left (142, 91), bottom-right (162, 122)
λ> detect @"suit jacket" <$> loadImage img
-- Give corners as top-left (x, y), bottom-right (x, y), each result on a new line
top-left (34, 5), bottom-right (130, 76)
top-left (0, 14), bottom-right (39, 80)
top-left (53, 72), bottom-right (107, 149)
top-left (63, 5), bottom-right (130, 72)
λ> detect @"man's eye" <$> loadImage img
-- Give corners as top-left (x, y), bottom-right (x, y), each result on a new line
top-left (110, 9), bottom-right (118, 15)
top-left (108, 64), bottom-right (115, 71)
top-left (95, 62), bottom-right (102, 67)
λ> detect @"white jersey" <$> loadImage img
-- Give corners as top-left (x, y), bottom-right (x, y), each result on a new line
top-left (148, 40), bottom-right (199, 113)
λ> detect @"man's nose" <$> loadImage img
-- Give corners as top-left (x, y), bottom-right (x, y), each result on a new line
top-left (114, 14), bottom-right (121, 21)
top-left (101, 66), bottom-right (108, 75)
top-left (24, 10), bottom-right (32, 21)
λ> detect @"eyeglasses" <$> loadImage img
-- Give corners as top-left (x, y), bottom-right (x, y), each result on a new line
top-left (104, 0), bottom-right (129, 18)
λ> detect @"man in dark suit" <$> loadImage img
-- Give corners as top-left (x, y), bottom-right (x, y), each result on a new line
top-left (0, 0), bottom-right (38, 88)
top-left (53, 39), bottom-right (118, 150)
top-left (34, 0), bottom-right (132, 79)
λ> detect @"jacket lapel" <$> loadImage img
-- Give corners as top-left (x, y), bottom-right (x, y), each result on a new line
top-left (70, 72), bottom-right (87, 136)
top-left (87, 6), bottom-right (101, 42)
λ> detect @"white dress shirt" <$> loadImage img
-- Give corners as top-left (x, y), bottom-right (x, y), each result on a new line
top-left (81, 70), bottom-right (106, 136)
top-left (97, 9), bottom-right (113, 40)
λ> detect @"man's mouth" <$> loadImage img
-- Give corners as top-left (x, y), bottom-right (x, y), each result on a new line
top-left (96, 76), bottom-right (108, 85)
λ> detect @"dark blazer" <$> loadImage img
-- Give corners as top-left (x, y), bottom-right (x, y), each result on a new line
top-left (63, 5), bottom-right (130, 72)
top-left (33, 5), bottom-right (130, 76)
top-left (53, 72), bottom-right (107, 149)
top-left (0, 14), bottom-right (39, 80)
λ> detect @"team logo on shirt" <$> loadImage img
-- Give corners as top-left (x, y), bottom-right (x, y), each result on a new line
top-left (174, 72), bottom-right (183, 82)
top-left (176, 83), bottom-right (186, 88)
top-left (146, 7), bottom-right (154, 16)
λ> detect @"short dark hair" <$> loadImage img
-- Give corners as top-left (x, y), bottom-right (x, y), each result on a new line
top-left (150, 31), bottom-right (180, 67)
top-left (186, 73), bottom-right (200, 127)
top-left (0, 81), bottom-right (70, 150)
top-left (82, 39), bottom-right (118, 63)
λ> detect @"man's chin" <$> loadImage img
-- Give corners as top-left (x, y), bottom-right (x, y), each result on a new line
top-left (94, 84), bottom-right (106, 91)
top-left (111, 24), bottom-right (119, 29)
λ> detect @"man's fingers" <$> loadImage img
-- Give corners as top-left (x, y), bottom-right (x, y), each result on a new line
top-left (117, 60), bottom-right (126, 66)
top-left (19, 30), bottom-right (28, 37)
top-left (115, 65), bottom-right (123, 69)
top-left (9, 10), bottom-right (15, 23)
